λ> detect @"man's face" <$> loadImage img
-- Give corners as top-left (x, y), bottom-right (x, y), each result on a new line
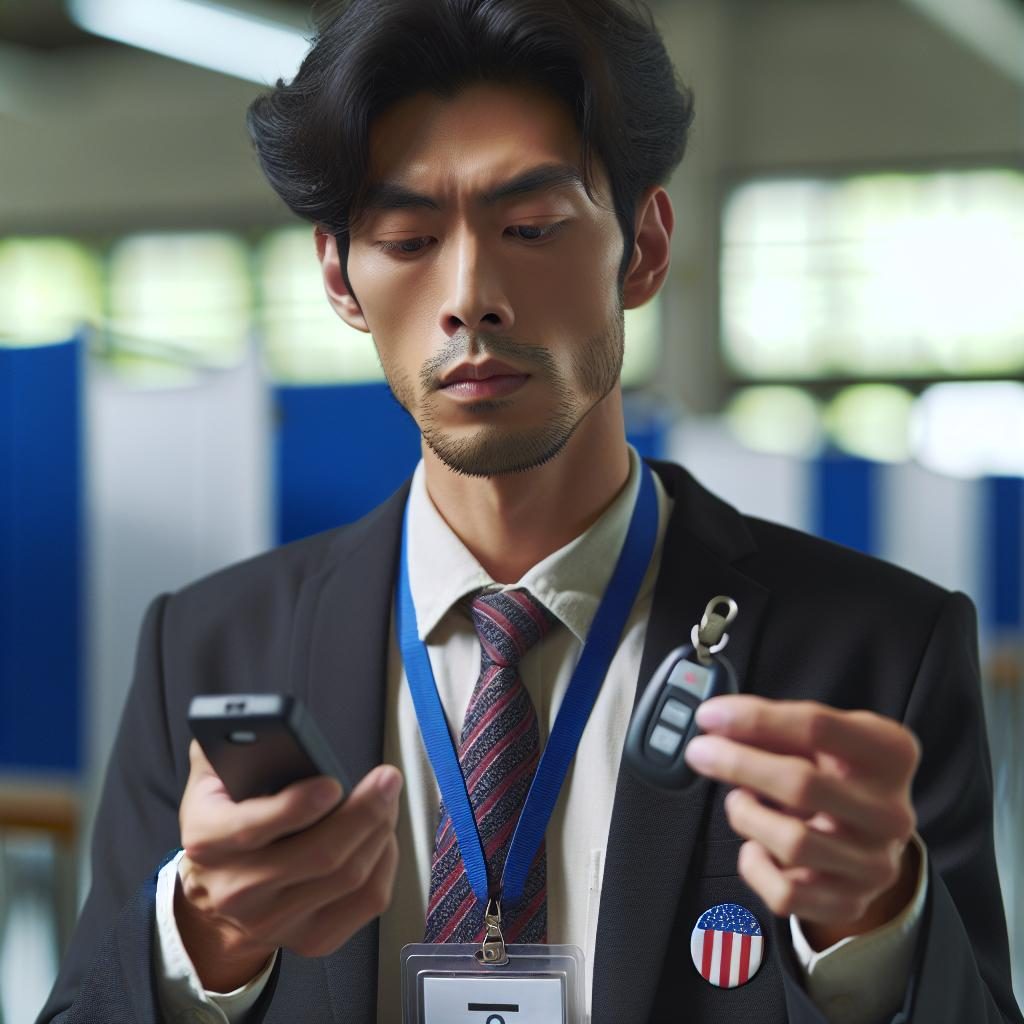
top-left (343, 81), bottom-right (632, 478)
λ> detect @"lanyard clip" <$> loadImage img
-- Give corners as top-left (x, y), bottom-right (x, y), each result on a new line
top-left (476, 897), bottom-right (509, 965)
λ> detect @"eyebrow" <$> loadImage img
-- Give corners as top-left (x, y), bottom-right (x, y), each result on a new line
top-left (359, 162), bottom-right (586, 214)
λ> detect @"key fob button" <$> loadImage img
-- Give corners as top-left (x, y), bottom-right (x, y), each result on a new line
top-left (668, 659), bottom-right (715, 700)
top-left (649, 724), bottom-right (684, 758)
top-left (659, 698), bottom-right (694, 732)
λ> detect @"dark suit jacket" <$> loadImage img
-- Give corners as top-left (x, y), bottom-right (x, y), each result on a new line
top-left (39, 460), bottom-right (1022, 1023)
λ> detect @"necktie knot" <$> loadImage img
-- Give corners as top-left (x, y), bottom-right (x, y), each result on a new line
top-left (470, 588), bottom-right (554, 669)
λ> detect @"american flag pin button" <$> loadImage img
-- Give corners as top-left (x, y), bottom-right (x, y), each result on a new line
top-left (690, 902), bottom-right (764, 988)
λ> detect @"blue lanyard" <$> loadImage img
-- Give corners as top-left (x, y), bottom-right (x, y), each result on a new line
top-left (397, 462), bottom-right (658, 907)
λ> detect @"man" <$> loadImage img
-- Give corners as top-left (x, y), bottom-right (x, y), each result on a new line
top-left (40, 0), bottom-right (1021, 1021)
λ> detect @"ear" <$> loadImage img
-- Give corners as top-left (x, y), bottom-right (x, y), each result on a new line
top-left (621, 186), bottom-right (675, 311)
top-left (313, 225), bottom-right (371, 334)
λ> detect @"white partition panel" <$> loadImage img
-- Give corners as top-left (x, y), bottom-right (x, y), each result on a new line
top-left (665, 416), bottom-right (811, 532)
top-left (83, 339), bottom-right (272, 841)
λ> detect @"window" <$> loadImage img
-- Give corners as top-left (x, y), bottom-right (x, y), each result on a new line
top-left (0, 238), bottom-right (103, 346)
top-left (721, 168), bottom-right (1024, 381)
top-left (104, 231), bottom-right (252, 384)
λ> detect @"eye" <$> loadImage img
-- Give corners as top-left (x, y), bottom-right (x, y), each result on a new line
top-left (507, 222), bottom-right (566, 243)
top-left (374, 221), bottom-right (567, 258)
top-left (376, 237), bottom-right (432, 256)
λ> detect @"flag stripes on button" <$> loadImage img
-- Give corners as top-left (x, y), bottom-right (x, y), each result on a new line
top-left (690, 903), bottom-right (764, 988)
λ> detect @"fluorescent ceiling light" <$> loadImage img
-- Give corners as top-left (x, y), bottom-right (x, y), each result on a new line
top-left (67, 0), bottom-right (310, 85)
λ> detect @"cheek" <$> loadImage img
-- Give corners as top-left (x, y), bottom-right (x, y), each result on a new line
top-left (347, 265), bottom-right (424, 367)
top-left (522, 232), bottom-right (619, 320)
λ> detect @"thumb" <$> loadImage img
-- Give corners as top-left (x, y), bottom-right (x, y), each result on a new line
top-left (188, 738), bottom-right (217, 776)
top-left (185, 738), bottom-right (231, 797)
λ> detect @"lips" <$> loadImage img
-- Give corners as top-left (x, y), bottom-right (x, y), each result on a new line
top-left (439, 359), bottom-right (526, 388)
top-left (437, 359), bottom-right (531, 401)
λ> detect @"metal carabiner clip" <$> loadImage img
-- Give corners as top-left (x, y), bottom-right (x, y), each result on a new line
top-left (691, 595), bottom-right (739, 663)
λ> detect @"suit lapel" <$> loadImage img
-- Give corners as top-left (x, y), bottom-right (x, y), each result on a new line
top-left (286, 483), bottom-right (410, 1022)
top-left (592, 461), bottom-right (770, 1024)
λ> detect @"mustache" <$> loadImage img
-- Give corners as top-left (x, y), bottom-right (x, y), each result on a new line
top-left (420, 334), bottom-right (556, 390)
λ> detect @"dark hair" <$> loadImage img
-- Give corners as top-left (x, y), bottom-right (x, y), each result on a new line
top-left (246, 0), bottom-right (694, 294)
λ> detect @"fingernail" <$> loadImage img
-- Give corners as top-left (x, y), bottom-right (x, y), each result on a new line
top-left (684, 735), bottom-right (717, 769)
top-left (696, 699), bottom-right (730, 730)
top-left (377, 768), bottom-right (402, 801)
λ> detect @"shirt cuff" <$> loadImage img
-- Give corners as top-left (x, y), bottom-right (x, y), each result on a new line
top-left (788, 833), bottom-right (928, 1024)
top-left (153, 849), bottom-right (278, 1024)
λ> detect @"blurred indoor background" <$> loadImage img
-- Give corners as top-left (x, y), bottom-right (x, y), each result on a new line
top-left (1, 0), bottom-right (1022, 1019)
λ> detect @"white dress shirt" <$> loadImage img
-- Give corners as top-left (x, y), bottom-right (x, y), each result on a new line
top-left (153, 446), bottom-right (926, 1024)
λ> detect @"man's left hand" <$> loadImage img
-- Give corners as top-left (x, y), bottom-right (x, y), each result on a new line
top-left (684, 695), bottom-right (921, 950)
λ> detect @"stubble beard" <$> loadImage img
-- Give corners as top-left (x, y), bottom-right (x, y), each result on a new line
top-left (383, 304), bottom-right (625, 478)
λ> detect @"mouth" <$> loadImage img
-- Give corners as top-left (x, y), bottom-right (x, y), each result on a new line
top-left (437, 359), bottom-right (531, 402)
top-left (439, 359), bottom-right (526, 386)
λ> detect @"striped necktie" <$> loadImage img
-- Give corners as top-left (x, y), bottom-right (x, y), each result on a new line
top-left (424, 587), bottom-right (554, 944)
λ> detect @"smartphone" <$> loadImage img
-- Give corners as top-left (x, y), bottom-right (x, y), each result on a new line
top-left (188, 693), bottom-right (351, 804)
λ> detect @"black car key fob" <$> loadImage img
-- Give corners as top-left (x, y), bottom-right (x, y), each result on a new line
top-left (624, 597), bottom-right (739, 790)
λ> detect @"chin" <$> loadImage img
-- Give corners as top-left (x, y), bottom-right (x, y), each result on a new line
top-left (423, 420), bottom-right (579, 479)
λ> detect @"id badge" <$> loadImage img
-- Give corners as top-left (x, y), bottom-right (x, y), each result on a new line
top-left (401, 943), bottom-right (585, 1023)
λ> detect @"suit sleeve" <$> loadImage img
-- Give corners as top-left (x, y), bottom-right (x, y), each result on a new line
top-left (36, 593), bottom-right (185, 1023)
top-left (898, 591), bottom-right (1021, 1023)
top-left (776, 590), bottom-right (1022, 1024)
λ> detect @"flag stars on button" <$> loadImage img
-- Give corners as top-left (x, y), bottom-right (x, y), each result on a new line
top-left (690, 903), bottom-right (764, 988)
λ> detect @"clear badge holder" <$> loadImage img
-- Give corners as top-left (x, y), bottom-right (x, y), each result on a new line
top-left (401, 942), bottom-right (585, 1023)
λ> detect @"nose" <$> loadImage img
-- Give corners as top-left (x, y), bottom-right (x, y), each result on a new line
top-left (437, 229), bottom-right (514, 338)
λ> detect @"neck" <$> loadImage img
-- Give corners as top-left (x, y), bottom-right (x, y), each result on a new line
top-left (423, 391), bottom-right (631, 583)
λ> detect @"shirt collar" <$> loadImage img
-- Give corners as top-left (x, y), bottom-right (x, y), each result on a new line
top-left (406, 446), bottom-right (668, 643)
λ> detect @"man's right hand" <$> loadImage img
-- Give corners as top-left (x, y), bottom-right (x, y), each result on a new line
top-left (175, 739), bottom-right (403, 992)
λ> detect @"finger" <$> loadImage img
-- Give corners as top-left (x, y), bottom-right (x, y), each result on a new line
top-left (207, 764), bottom-right (402, 883)
top-left (204, 816), bottom-right (396, 935)
top-left (185, 764), bottom-right (400, 862)
top-left (280, 832), bottom-right (400, 959)
top-left (737, 840), bottom-right (871, 925)
top-left (282, 821), bottom-right (395, 916)
top-left (685, 736), bottom-right (915, 841)
top-left (696, 697), bottom-right (921, 782)
top-left (725, 788), bottom-right (904, 892)
top-left (183, 774), bottom-right (343, 859)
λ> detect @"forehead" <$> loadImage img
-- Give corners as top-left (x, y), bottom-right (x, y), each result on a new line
top-left (365, 81), bottom-right (607, 204)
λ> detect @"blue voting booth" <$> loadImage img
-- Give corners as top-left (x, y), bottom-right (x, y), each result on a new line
top-left (0, 339), bottom-right (83, 774)
top-left (273, 381), bottom-right (422, 544)
top-left (811, 450), bottom-right (1022, 631)
top-left (813, 452), bottom-right (879, 557)
top-left (986, 476), bottom-right (1023, 632)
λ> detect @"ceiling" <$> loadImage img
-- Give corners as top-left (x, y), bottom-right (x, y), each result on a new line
top-left (1, 0), bottom-right (1022, 83)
